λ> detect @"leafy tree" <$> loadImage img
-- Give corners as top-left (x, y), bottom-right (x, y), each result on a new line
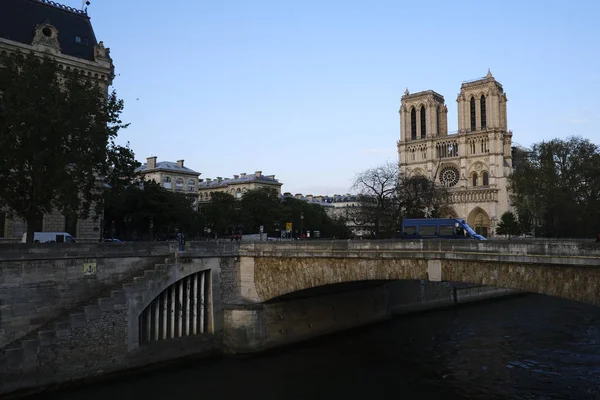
top-left (202, 192), bottom-right (239, 237)
top-left (0, 52), bottom-right (135, 242)
top-left (239, 187), bottom-right (283, 234)
top-left (495, 211), bottom-right (521, 237)
top-left (508, 136), bottom-right (600, 238)
top-left (104, 180), bottom-right (202, 240)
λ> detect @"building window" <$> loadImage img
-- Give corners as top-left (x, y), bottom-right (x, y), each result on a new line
top-left (470, 97), bottom-right (476, 131)
top-left (436, 105), bottom-right (440, 135)
top-left (0, 212), bottom-right (5, 238)
top-left (410, 108), bottom-right (416, 140)
top-left (472, 173), bottom-right (478, 187)
top-left (420, 106), bottom-right (426, 138)
top-left (187, 179), bottom-right (195, 192)
top-left (175, 178), bottom-right (184, 191)
top-left (236, 188), bottom-right (242, 199)
top-left (482, 171), bottom-right (489, 186)
top-left (83, 38), bottom-right (89, 45)
top-left (163, 176), bottom-right (171, 189)
top-left (75, 36), bottom-right (81, 43)
top-left (480, 95), bottom-right (487, 129)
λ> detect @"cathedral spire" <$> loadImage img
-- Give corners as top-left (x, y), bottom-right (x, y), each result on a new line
top-left (486, 69), bottom-right (493, 78)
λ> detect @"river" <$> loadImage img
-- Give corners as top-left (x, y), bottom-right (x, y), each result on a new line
top-left (30, 293), bottom-right (600, 400)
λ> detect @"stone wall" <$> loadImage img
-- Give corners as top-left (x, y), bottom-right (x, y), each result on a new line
top-left (223, 279), bottom-right (519, 354)
top-left (224, 285), bottom-right (391, 353)
top-left (0, 243), bottom-right (174, 348)
top-left (1, 304), bottom-right (221, 396)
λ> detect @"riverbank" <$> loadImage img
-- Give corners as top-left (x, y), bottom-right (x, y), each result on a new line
top-left (5, 280), bottom-right (520, 399)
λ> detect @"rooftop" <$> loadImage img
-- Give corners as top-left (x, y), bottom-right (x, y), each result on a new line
top-left (198, 172), bottom-right (281, 188)
top-left (136, 161), bottom-right (200, 176)
top-left (0, 0), bottom-right (98, 61)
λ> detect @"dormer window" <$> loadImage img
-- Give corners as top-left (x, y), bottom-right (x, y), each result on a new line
top-left (75, 36), bottom-right (81, 44)
top-left (42, 27), bottom-right (53, 37)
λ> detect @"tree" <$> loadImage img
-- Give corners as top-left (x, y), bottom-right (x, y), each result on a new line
top-left (397, 174), bottom-right (450, 219)
top-left (239, 187), bottom-right (282, 234)
top-left (350, 162), bottom-right (450, 237)
top-left (495, 211), bottom-right (521, 238)
top-left (0, 52), bottom-right (135, 242)
top-left (103, 180), bottom-right (202, 240)
top-left (508, 136), bottom-right (600, 238)
top-left (350, 162), bottom-right (399, 236)
top-left (202, 192), bottom-right (239, 237)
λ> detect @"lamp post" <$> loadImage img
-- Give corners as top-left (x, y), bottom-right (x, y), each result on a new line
top-left (300, 212), bottom-right (304, 239)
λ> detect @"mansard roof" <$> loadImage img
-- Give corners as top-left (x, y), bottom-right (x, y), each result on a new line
top-left (0, 0), bottom-right (98, 61)
top-left (136, 161), bottom-right (200, 176)
top-left (198, 173), bottom-right (282, 189)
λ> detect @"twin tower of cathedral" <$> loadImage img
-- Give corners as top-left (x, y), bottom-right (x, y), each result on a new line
top-left (397, 71), bottom-right (514, 237)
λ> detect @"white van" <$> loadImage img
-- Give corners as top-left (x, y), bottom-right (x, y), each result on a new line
top-left (21, 232), bottom-right (77, 243)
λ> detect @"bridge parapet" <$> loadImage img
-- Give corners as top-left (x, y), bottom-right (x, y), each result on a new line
top-left (238, 240), bottom-right (600, 267)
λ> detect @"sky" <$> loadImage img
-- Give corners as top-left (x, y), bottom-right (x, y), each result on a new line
top-left (60, 0), bottom-right (600, 195)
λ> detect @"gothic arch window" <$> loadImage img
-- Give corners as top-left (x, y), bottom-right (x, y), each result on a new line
top-left (420, 106), bottom-right (426, 138)
top-left (470, 97), bottom-right (476, 131)
top-left (482, 171), bottom-right (489, 186)
top-left (410, 108), bottom-right (417, 140)
top-left (480, 95), bottom-right (487, 129)
top-left (436, 105), bottom-right (440, 135)
top-left (472, 172), bottom-right (478, 187)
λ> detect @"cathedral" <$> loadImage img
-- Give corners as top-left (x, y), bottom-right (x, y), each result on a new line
top-left (397, 71), bottom-right (513, 237)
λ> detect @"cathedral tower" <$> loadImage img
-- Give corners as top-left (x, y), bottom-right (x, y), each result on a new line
top-left (397, 71), bottom-right (514, 237)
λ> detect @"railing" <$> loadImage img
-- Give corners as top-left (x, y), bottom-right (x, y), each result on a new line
top-left (139, 270), bottom-right (210, 345)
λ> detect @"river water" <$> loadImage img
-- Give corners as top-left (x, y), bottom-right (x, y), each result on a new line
top-left (32, 294), bottom-right (600, 400)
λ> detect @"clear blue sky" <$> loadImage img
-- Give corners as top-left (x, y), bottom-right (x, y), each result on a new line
top-left (64, 0), bottom-right (599, 195)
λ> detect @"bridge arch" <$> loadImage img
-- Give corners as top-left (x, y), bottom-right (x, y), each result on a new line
top-left (126, 259), bottom-right (219, 350)
top-left (250, 255), bottom-right (600, 307)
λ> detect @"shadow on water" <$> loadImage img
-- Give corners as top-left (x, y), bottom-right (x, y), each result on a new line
top-left (23, 294), bottom-right (600, 400)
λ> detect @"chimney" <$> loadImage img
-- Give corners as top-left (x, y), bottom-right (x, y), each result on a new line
top-left (199, 179), bottom-right (204, 183)
top-left (176, 159), bottom-right (184, 168)
top-left (217, 177), bottom-right (222, 182)
top-left (255, 171), bottom-right (262, 178)
top-left (283, 192), bottom-right (292, 197)
top-left (206, 178), bottom-right (212, 182)
top-left (233, 175), bottom-right (239, 179)
top-left (295, 193), bottom-right (303, 199)
top-left (306, 194), bottom-right (313, 201)
top-left (146, 156), bottom-right (157, 169)
top-left (240, 173), bottom-right (246, 177)
top-left (266, 175), bottom-right (275, 180)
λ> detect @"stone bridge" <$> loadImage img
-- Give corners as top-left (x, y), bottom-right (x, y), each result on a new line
top-left (230, 240), bottom-right (600, 306)
top-left (0, 239), bottom-right (599, 396)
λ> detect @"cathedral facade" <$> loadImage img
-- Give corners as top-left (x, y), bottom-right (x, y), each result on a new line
top-left (397, 71), bottom-right (513, 237)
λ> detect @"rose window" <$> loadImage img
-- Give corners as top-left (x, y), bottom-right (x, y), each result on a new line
top-left (439, 165), bottom-right (460, 187)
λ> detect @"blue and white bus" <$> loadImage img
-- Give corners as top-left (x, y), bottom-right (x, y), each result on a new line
top-left (400, 218), bottom-right (487, 240)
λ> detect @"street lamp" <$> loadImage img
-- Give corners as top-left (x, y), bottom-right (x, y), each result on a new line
top-left (300, 212), bottom-right (304, 239)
